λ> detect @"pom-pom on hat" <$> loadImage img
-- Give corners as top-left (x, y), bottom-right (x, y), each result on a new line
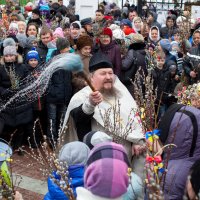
top-left (56, 37), bottom-right (70, 51)
top-left (26, 48), bottom-right (39, 61)
top-left (76, 35), bottom-right (93, 50)
top-left (3, 38), bottom-right (16, 47)
top-left (89, 52), bottom-right (113, 73)
top-left (59, 141), bottom-right (90, 166)
top-left (84, 142), bottom-right (130, 198)
top-left (3, 46), bottom-right (17, 56)
top-left (100, 27), bottom-right (113, 38)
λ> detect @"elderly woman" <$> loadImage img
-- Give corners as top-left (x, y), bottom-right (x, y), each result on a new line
top-left (96, 27), bottom-right (122, 76)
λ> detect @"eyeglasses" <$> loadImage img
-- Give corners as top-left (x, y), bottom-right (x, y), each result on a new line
top-left (100, 35), bottom-right (110, 39)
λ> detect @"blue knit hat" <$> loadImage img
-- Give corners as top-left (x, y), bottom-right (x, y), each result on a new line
top-left (26, 48), bottom-right (39, 61)
top-left (160, 39), bottom-right (172, 52)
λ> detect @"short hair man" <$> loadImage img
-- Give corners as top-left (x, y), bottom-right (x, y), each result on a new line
top-left (37, 28), bottom-right (53, 63)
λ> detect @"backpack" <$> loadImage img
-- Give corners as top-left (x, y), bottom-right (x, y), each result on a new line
top-left (120, 50), bottom-right (138, 84)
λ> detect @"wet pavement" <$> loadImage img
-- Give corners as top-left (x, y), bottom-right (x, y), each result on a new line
top-left (12, 146), bottom-right (48, 200)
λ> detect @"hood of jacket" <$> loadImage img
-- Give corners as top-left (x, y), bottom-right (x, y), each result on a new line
top-left (149, 11), bottom-right (158, 22)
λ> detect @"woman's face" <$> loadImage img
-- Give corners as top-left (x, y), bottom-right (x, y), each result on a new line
top-left (27, 25), bottom-right (37, 37)
top-left (151, 29), bottom-right (158, 41)
top-left (80, 46), bottom-right (91, 56)
top-left (174, 33), bottom-right (180, 42)
top-left (100, 34), bottom-right (111, 45)
top-left (80, 28), bottom-right (87, 36)
top-left (4, 55), bottom-right (16, 63)
top-left (70, 28), bottom-right (80, 38)
top-left (134, 20), bottom-right (141, 29)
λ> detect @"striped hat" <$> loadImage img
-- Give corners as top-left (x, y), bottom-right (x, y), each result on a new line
top-left (84, 142), bottom-right (130, 198)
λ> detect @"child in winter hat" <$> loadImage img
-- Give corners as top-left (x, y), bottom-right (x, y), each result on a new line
top-left (26, 48), bottom-right (40, 68)
top-left (76, 142), bottom-right (130, 200)
top-left (53, 27), bottom-right (64, 41)
top-left (44, 141), bottom-right (90, 200)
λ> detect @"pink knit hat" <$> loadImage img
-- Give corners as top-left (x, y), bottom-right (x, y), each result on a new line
top-left (84, 142), bottom-right (130, 198)
top-left (53, 27), bottom-right (64, 38)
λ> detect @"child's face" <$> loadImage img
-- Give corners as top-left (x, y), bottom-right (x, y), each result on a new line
top-left (156, 55), bottom-right (165, 68)
top-left (63, 28), bottom-right (70, 37)
top-left (148, 47), bottom-right (154, 55)
top-left (29, 58), bottom-right (38, 68)
top-left (31, 41), bottom-right (38, 47)
top-left (18, 24), bottom-right (26, 34)
top-left (174, 33), bottom-right (180, 42)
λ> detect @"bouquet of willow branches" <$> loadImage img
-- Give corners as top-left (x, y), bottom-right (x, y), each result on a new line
top-left (20, 119), bottom-right (75, 200)
top-left (99, 100), bottom-right (142, 145)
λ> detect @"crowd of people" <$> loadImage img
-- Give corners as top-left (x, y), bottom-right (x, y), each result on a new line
top-left (0, 0), bottom-right (200, 199)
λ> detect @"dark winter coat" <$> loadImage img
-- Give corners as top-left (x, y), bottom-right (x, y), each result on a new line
top-left (158, 105), bottom-right (200, 200)
top-left (182, 46), bottom-right (200, 84)
top-left (98, 40), bottom-right (122, 76)
top-left (46, 69), bottom-right (72, 105)
top-left (37, 41), bottom-right (48, 63)
top-left (149, 11), bottom-right (161, 30)
top-left (152, 61), bottom-right (178, 105)
top-left (122, 42), bottom-right (147, 81)
top-left (160, 26), bottom-right (177, 39)
top-left (0, 56), bottom-right (33, 126)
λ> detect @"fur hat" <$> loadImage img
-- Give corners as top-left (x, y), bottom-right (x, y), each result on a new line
top-left (89, 52), bottom-right (113, 73)
top-left (3, 38), bottom-right (16, 47)
top-left (83, 131), bottom-right (112, 149)
top-left (76, 36), bottom-right (93, 50)
top-left (56, 37), bottom-right (70, 51)
top-left (16, 33), bottom-right (27, 48)
top-left (53, 27), bottom-right (64, 38)
top-left (100, 27), bottom-right (113, 38)
top-left (59, 141), bottom-right (90, 166)
top-left (26, 48), bottom-right (39, 61)
top-left (26, 36), bottom-right (38, 47)
top-left (84, 142), bottom-right (130, 198)
top-left (3, 46), bottom-right (17, 56)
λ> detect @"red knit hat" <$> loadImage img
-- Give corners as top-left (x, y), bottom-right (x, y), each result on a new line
top-left (25, 6), bottom-right (33, 12)
top-left (101, 27), bottom-right (113, 38)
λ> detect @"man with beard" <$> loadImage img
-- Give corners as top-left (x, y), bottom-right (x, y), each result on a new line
top-left (62, 52), bottom-right (145, 178)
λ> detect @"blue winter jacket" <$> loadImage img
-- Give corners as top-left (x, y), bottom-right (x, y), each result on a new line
top-left (44, 165), bottom-right (84, 200)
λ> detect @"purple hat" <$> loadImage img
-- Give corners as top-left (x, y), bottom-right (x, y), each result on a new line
top-left (84, 142), bottom-right (130, 198)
